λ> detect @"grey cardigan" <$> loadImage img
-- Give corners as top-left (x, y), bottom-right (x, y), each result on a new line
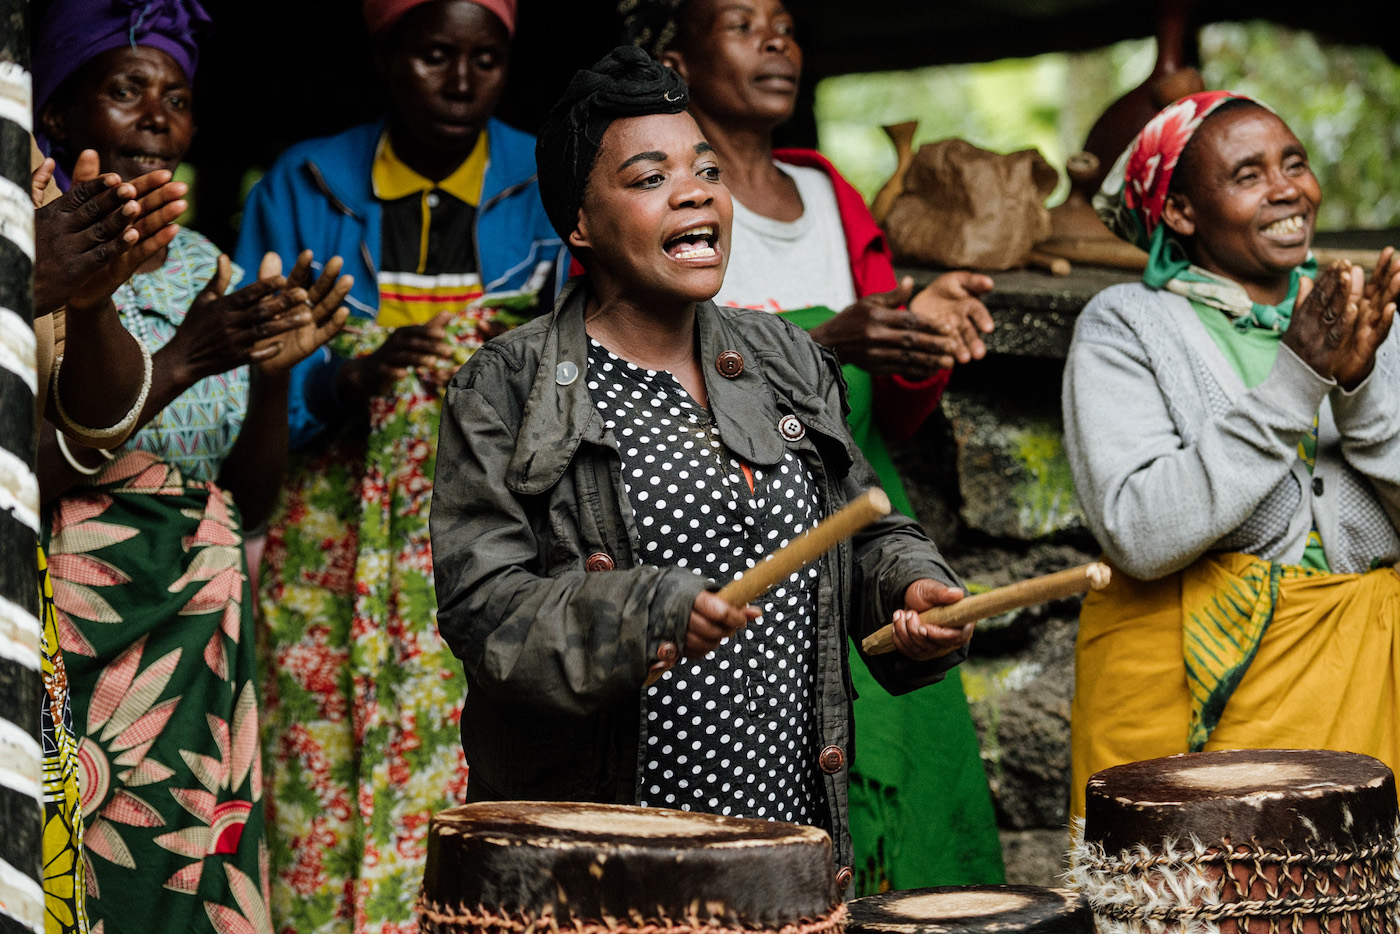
top-left (430, 279), bottom-right (962, 869)
top-left (1063, 282), bottom-right (1400, 581)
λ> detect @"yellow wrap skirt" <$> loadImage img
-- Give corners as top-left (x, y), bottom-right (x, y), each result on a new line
top-left (1071, 552), bottom-right (1400, 819)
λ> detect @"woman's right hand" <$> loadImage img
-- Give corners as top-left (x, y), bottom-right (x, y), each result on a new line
top-left (161, 254), bottom-right (313, 384)
top-left (684, 591), bottom-right (760, 659)
top-left (336, 309), bottom-right (457, 408)
top-left (809, 274), bottom-right (992, 380)
top-left (1284, 253), bottom-right (1399, 389)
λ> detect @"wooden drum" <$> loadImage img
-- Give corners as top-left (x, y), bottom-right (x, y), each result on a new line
top-left (1070, 748), bottom-right (1400, 932)
top-left (416, 801), bottom-right (843, 934)
top-left (846, 885), bottom-right (1093, 933)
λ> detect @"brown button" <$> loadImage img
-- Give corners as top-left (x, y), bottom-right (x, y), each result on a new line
top-left (715, 350), bottom-right (744, 378)
top-left (584, 552), bottom-right (615, 572)
top-left (657, 641), bottom-right (679, 663)
top-left (818, 744), bottom-right (844, 774)
top-left (835, 866), bottom-right (853, 890)
top-left (779, 414), bottom-right (806, 441)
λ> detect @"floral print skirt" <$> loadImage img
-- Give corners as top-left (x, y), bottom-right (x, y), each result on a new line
top-left (45, 451), bottom-right (270, 934)
top-left (257, 320), bottom-right (482, 934)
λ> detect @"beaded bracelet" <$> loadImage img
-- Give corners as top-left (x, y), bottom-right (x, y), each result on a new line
top-left (50, 338), bottom-right (153, 444)
top-left (55, 431), bottom-right (114, 477)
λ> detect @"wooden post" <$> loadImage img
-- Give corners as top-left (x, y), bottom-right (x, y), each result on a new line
top-left (0, 0), bottom-right (45, 929)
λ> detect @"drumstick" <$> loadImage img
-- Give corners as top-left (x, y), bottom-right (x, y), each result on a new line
top-left (860, 561), bottom-right (1111, 656)
top-left (645, 488), bottom-right (892, 686)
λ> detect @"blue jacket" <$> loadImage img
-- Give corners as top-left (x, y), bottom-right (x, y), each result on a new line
top-left (234, 118), bottom-right (565, 449)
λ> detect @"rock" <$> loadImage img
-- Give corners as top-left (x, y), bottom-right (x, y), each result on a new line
top-left (964, 617), bottom-right (1077, 830)
top-left (999, 828), bottom-right (1072, 888)
top-left (942, 392), bottom-right (1085, 541)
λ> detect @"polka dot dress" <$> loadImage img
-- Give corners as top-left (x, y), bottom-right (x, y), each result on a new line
top-left (586, 338), bottom-right (824, 825)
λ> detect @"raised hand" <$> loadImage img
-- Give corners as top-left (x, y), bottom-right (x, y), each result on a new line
top-left (160, 255), bottom-right (313, 384)
top-left (888, 578), bottom-right (972, 662)
top-left (1283, 259), bottom-right (1377, 388)
top-left (1331, 247), bottom-right (1400, 389)
top-left (31, 156), bottom-right (56, 207)
top-left (337, 308), bottom-right (458, 407)
top-left (907, 270), bottom-right (996, 366)
top-left (252, 250), bottom-right (352, 374)
top-left (46, 154), bottom-right (189, 315)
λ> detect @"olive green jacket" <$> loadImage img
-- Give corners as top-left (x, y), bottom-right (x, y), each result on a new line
top-left (430, 278), bottom-right (964, 869)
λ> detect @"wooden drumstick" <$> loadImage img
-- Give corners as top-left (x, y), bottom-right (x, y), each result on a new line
top-left (861, 561), bottom-right (1111, 656)
top-left (645, 488), bottom-right (892, 686)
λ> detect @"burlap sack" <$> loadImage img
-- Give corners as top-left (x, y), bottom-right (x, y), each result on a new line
top-left (884, 138), bottom-right (1058, 270)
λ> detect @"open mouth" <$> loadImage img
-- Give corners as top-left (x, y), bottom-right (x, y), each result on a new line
top-left (664, 225), bottom-right (718, 261)
top-left (123, 151), bottom-right (175, 172)
top-left (1262, 215), bottom-right (1307, 240)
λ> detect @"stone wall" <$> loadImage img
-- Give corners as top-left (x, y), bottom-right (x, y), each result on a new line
top-left (889, 265), bottom-right (1135, 885)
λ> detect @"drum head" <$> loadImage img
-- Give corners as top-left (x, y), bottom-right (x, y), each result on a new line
top-left (846, 886), bottom-right (1092, 934)
top-left (421, 801), bottom-right (839, 929)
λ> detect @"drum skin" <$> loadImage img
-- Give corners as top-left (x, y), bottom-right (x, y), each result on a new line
top-left (845, 885), bottom-right (1093, 933)
top-left (418, 801), bottom-right (840, 932)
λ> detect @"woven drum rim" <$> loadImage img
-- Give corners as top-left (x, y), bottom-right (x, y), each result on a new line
top-left (415, 893), bottom-right (847, 934)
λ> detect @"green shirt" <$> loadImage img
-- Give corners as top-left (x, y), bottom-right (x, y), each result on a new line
top-left (1193, 302), bottom-right (1329, 571)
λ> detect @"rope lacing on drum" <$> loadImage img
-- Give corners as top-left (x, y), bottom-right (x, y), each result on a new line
top-left (1064, 818), bottom-right (1400, 933)
top-left (414, 894), bottom-right (848, 934)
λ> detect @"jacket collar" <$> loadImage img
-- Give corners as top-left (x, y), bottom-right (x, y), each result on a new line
top-left (506, 279), bottom-right (789, 496)
top-left (302, 116), bottom-right (539, 221)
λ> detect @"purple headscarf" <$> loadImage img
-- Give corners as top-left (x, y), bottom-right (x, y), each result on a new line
top-left (33, 0), bottom-right (212, 187)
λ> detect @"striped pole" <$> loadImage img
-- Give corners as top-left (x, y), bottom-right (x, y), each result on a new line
top-left (0, 0), bottom-right (45, 929)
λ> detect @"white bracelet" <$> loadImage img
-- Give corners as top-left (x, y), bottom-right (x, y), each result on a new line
top-left (55, 431), bottom-right (111, 476)
top-left (50, 338), bottom-right (154, 443)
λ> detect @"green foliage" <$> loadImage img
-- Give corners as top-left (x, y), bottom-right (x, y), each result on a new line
top-left (815, 22), bottom-right (1400, 230)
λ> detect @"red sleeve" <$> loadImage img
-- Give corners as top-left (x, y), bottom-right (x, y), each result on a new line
top-left (773, 148), bottom-right (949, 443)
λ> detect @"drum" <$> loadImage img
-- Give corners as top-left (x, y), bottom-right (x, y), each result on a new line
top-left (1070, 748), bottom-right (1400, 932)
top-left (416, 801), bottom-right (843, 934)
top-left (846, 885), bottom-right (1092, 933)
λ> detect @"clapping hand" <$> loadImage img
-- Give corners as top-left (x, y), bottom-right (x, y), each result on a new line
top-left (252, 250), bottom-right (352, 374)
top-left (35, 150), bottom-right (188, 315)
top-left (809, 273), bottom-right (994, 379)
top-left (1286, 250), bottom-right (1399, 390)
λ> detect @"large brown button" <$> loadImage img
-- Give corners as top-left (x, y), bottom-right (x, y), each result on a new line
top-left (715, 350), bottom-right (744, 378)
top-left (584, 552), bottom-right (615, 572)
top-left (779, 414), bottom-right (806, 441)
top-left (657, 641), bottom-right (679, 663)
top-left (818, 744), bottom-right (844, 774)
top-left (835, 866), bottom-right (853, 890)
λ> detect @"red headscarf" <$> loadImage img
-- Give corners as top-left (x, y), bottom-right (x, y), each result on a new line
top-left (1096, 90), bottom-right (1257, 250)
top-left (363, 0), bottom-right (516, 38)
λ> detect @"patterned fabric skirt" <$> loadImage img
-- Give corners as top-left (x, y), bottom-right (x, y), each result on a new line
top-left (1071, 552), bottom-right (1400, 820)
top-left (258, 320), bottom-right (481, 934)
top-left (45, 451), bottom-right (270, 934)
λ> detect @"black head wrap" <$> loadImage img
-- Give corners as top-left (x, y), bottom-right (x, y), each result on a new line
top-left (618, 0), bottom-right (689, 59)
top-left (536, 45), bottom-right (690, 242)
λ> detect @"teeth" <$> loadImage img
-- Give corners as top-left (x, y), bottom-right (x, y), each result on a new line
top-left (678, 225), bottom-right (713, 238)
top-left (1265, 215), bottom-right (1304, 236)
top-left (673, 245), bottom-right (716, 260)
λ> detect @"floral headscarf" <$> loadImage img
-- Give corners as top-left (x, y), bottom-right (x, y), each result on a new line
top-left (1094, 90), bottom-right (1315, 331)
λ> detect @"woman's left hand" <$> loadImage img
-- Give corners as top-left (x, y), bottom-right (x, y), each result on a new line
top-left (1333, 247), bottom-right (1400, 389)
top-left (907, 271), bottom-right (996, 367)
top-left (252, 250), bottom-right (352, 375)
top-left (889, 578), bottom-right (974, 661)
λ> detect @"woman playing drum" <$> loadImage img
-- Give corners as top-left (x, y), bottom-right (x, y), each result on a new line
top-left (429, 46), bottom-right (974, 886)
top-left (1063, 90), bottom-right (1400, 817)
